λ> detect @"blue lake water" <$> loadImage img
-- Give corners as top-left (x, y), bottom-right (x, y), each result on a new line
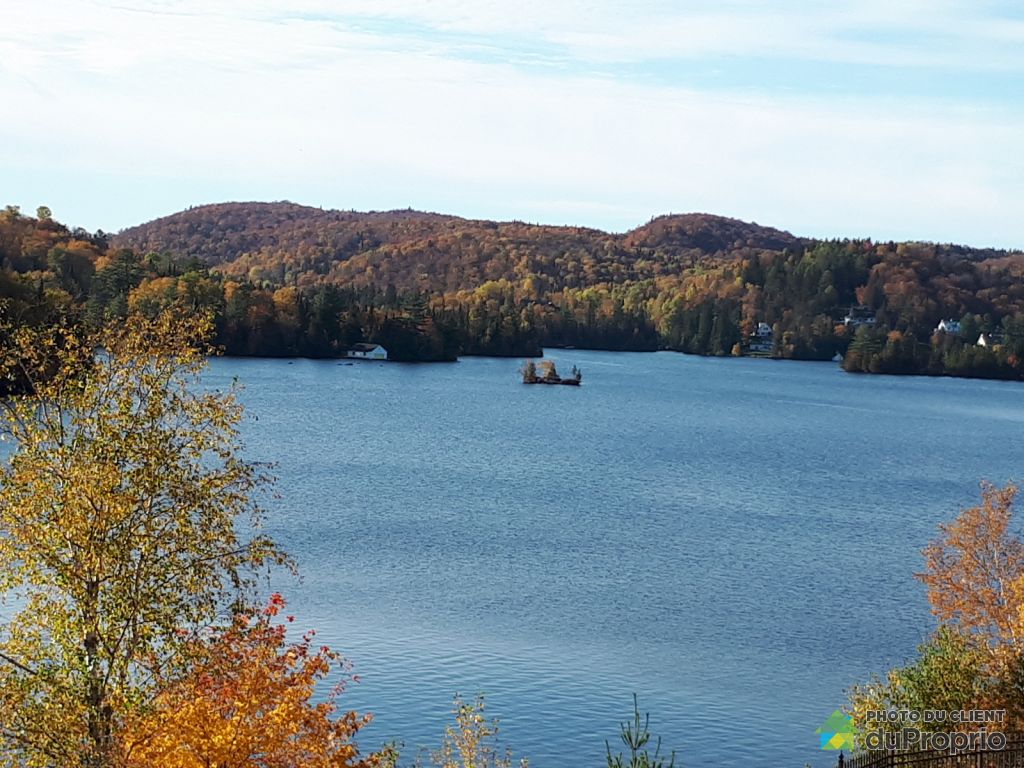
top-left (203, 352), bottom-right (1024, 768)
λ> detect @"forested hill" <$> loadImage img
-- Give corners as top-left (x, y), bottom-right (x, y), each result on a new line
top-left (3, 202), bottom-right (1024, 377)
top-left (113, 202), bottom-right (808, 291)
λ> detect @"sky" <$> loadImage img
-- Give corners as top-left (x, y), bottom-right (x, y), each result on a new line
top-left (1, 0), bottom-right (1022, 247)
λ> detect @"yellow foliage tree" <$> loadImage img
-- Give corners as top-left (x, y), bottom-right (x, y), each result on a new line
top-left (127, 276), bottom-right (179, 317)
top-left (0, 312), bottom-right (279, 768)
top-left (423, 695), bottom-right (526, 768)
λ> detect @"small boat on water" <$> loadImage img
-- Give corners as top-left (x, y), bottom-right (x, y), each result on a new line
top-left (521, 359), bottom-right (582, 386)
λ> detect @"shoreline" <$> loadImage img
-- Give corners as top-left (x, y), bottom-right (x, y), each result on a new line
top-left (213, 347), bottom-right (1024, 384)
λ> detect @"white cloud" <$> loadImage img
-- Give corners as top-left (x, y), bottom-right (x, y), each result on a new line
top-left (0, 0), bottom-right (1021, 246)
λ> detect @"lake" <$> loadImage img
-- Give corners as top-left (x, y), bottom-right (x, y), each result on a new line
top-left (203, 351), bottom-right (1024, 768)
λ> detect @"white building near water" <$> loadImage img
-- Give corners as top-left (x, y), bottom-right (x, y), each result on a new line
top-left (749, 322), bottom-right (774, 353)
top-left (977, 332), bottom-right (1004, 348)
top-left (346, 343), bottom-right (388, 361)
top-left (843, 306), bottom-right (877, 327)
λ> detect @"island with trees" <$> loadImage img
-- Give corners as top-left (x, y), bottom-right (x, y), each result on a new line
top-left (521, 359), bottom-right (582, 386)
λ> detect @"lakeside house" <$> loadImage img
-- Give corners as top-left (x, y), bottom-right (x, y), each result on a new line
top-left (977, 331), bottom-right (1005, 348)
top-left (843, 306), bottom-right (877, 327)
top-left (346, 343), bottom-right (388, 361)
top-left (936, 319), bottom-right (961, 335)
top-left (749, 322), bottom-right (774, 354)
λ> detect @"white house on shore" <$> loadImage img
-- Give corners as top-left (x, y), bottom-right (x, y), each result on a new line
top-left (748, 322), bottom-right (774, 353)
top-left (977, 332), bottom-right (1004, 348)
top-left (346, 343), bottom-right (388, 361)
top-left (843, 306), bottom-right (877, 327)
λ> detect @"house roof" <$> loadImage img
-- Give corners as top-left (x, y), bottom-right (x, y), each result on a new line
top-left (351, 343), bottom-right (384, 352)
top-left (846, 305), bottom-right (875, 316)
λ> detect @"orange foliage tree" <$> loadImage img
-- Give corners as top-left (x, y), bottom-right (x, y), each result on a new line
top-left (120, 594), bottom-right (382, 768)
top-left (849, 483), bottom-right (1024, 731)
top-left (917, 482), bottom-right (1023, 660)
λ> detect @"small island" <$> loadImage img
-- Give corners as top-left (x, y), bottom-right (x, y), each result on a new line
top-left (521, 359), bottom-right (582, 386)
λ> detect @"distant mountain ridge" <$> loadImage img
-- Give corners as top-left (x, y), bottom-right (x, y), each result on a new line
top-left (622, 212), bottom-right (800, 252)
top-left (113, 202), bottom-right (814, 291)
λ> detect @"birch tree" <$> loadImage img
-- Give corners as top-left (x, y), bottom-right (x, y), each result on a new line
top-left (0, 312), bottom-right (278, 768)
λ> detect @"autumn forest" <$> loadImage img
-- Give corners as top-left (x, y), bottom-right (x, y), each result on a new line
top-left (2, 201), bottom-right (1024, 378)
